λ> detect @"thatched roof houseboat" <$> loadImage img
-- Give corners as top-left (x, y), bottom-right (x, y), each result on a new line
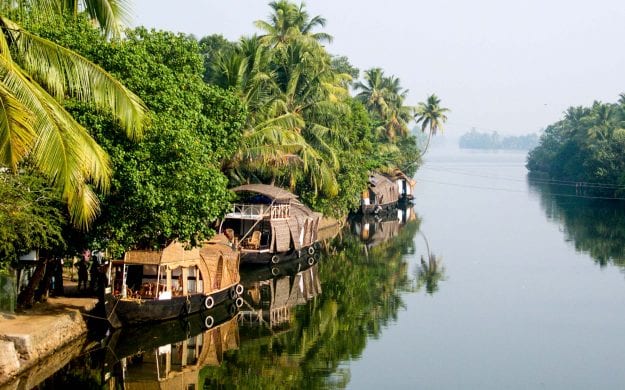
top-left (103, 235), bottom-right (244, 327)
top-left (360, 170), bottom-right (416, 214)
top-left (219, 184), bottom-right (322, 264)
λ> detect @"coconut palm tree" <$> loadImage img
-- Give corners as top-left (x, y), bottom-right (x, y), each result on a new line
top-left (0, 1), bottom-right (147, 228)
top-left (414, 94), bottom-right (449, 156)
top-left (254, 0), bottom-right (332, 48)
top-left (354, 68), bottom-right (411, 140)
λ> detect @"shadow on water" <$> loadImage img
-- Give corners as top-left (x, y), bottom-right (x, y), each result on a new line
top-left (29, 205), bottom-right (443, 389)
top-left (529, 178), bottom-right (625, 269)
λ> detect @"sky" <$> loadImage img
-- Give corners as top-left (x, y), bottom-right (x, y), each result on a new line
top-left (132, 0), bottom-right (625, 136)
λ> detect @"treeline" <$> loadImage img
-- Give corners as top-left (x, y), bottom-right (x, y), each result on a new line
top-left (527, 96), bottom-right (625, 196)
top-left (0, 1), bottom-right (446, 273)
top-left (459, 129), bottom-right (538, 150)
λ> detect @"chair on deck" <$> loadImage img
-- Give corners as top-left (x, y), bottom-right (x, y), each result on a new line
top-left (246, 231), bottom-right (261, 249)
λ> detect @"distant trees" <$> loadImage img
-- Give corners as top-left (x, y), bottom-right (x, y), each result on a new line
top-left (459, 129), bottom-right (539, 150)
top-left (527, 97), bottom-right (625, 195)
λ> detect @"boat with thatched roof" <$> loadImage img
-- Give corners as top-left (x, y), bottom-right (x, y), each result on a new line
top-left (360, 170), bottom-right (416, 214)
top-left (102, 234), bottom-right (244, 327)
top-left (219, 184), bottom-right (322, 264)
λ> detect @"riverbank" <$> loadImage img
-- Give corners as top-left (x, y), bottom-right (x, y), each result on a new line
top-left (0, 295), bottom-right (98, 387)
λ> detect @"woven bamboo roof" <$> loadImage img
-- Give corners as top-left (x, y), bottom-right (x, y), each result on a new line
top-left (387, 169), bottom-right (417, 186)
top-left (369, 173), bottom-right (395, 189)
top-left (124, 241), bottom-right (201, 265)
top-left (231, 184), bottom-right (298, 201)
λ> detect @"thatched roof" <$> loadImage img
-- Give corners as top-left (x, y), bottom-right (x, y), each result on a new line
top-left (387, 169), bottom-right (416, 187)
top-left (123, 241), bottom-right (201, 265)
top-left (231, 184), bottom-right (298, 201)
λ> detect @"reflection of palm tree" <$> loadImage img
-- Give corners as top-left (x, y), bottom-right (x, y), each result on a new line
top-left (415, 231), bottom-right (446, 294)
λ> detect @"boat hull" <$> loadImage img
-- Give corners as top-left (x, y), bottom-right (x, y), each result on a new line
top-left (104, 288), bottom-right (239, 326)
top-left (239, 245), bottom-right (317, 265)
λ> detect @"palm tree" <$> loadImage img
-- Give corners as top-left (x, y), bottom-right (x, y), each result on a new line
top-left (0, 1), bottom-right (147, 228)
top-left (254, 0), bottom-right (332, 48)
top-left (414, 94), bottom-right (449, 156)
top-left (354, 68), bottom-right (411, 140)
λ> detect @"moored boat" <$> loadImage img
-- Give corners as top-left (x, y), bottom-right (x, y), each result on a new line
top-left (102, 235), bottom-right (244, 327)
top-left (219, 184), bottom-right (322, 264)
top-left (360, 170), bottom-right (416, 214)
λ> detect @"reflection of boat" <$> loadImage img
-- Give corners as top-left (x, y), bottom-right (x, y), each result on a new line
top-left (351, 205), bottom-right (416, 248)
top-left (239, 258), bottom-right (322, 328)
top-left (360, 171), bottom-right (416, 214)
top-left (104, 310), bottom-right (239, 389)
top-left (103, 235), bottom-right (244, 327)
top-left (219, 184), bottom-right (322, 265)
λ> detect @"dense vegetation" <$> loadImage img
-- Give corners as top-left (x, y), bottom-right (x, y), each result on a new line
top-left (527, 97), bottom-right (625, 196)
top-left (1, 1), bottom-right (447, 275)
top-left (459, 129), bottom-right (539, 150)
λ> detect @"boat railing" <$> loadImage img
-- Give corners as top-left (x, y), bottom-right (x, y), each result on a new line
top-left (226, 203), bottom-right (290, 219)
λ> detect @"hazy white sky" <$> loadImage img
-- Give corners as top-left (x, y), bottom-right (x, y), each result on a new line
top-left (132, 0), bottom-right (625, 136)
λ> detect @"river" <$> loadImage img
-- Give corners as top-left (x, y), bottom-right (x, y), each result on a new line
top-left (32, 145), bottom-right (625, 389)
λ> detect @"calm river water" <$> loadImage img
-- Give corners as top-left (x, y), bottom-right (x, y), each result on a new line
top-left (34, 146), bottom-right (625, 389)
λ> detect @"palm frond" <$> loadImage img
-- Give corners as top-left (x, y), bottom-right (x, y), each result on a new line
top-left (4, 18), bottom-right (146, 139)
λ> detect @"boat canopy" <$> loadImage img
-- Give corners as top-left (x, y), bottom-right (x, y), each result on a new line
top-left (231, 184), bottom-right (298, 201)
top-left (123, 241), bottom-right (201, 266)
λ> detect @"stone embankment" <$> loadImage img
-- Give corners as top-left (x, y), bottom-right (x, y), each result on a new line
top-left (0, 296), bottom-right (98, 388)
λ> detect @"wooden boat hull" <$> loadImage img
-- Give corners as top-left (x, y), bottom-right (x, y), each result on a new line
top-left (239, 245), bottom-right (317, 265)
top-left (104, 287), bottom-right (242, 326)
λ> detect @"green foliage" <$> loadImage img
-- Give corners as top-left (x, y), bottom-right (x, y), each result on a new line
top-left (32, 20), bottom-right (246, 253)
top-left (527, 99), bottom-right (625, 195)
top-left (0, 168), bottom-right (66, 271)
top-left (459, 129), bottom-right (539, 150)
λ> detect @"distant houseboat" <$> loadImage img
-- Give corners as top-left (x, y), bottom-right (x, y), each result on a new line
top-left (103, 235), bottom-right (244, 327)
top-left (219, 184), bottom-right (322, 265)
top-left (360, 170), bottom-right (416, 214)
top-left (360, 173), bottom-right (400, 214)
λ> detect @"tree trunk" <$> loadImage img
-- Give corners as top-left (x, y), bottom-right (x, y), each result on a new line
top-left (17, 259), bottom-right (48, 308)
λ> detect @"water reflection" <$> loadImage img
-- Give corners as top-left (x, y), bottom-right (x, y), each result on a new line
top-left (413, 231), bottom-right (446, 294)
top-left (104, 309), bottom-right (239, 389)
top-left (198, 208), bottom-right (426, 388)
top-left (34, 206), bottom-right (436, 389)
top-left (529, 179), bottom-right (625, 268)
top-left (239, 258), bottom-right (322, 329)
top-left (29, 309), bottom-right (238, 390)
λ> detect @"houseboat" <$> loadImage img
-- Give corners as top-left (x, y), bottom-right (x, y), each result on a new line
top-left (360, 173), bottom-right (400, 214)
top-left (360, 170), bottom-right (416, 214)
top-left (102, 235), bottom-right (244, 327)
top-left (219, 184), bottom-right (322, 265)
